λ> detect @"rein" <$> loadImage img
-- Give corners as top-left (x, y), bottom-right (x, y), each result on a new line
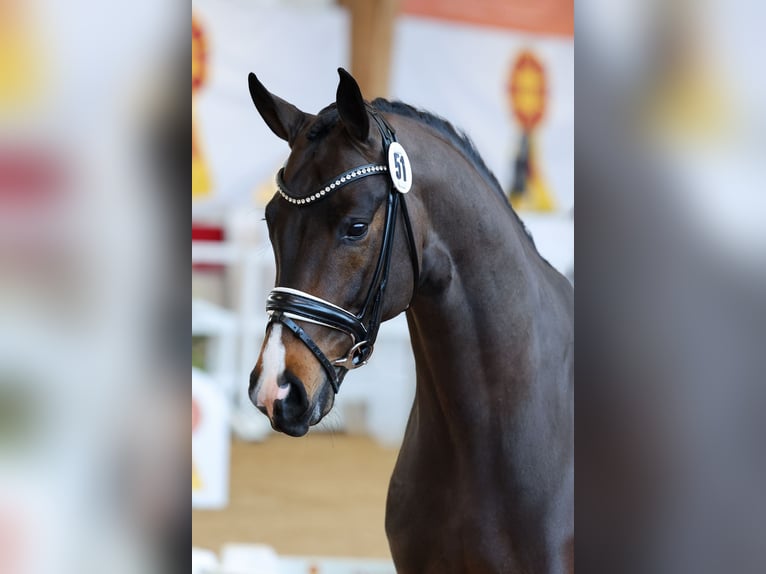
top-left (266, 109), bottom-right (419, 393)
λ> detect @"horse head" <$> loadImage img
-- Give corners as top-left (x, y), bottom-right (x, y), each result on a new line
top-left (247, 69), bottom-right (420, 436)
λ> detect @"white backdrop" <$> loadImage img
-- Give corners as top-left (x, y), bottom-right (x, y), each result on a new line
top-left (391, 16), bottom-right (574, 211)
top-left (390, 16), bottom-right (574, 275)
top-left (192, 1), bottom-right (349, 212)
top-left (192, 5), bottom-right (572, 213)
top-left (192, 5), bottom-right (572, 273)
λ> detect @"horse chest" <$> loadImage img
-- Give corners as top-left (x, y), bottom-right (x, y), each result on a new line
top-left (384, 422), bottom-right (570, 574)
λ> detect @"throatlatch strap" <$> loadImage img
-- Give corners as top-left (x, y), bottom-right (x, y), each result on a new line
top-left (399, 195), bottom-right (420, 290)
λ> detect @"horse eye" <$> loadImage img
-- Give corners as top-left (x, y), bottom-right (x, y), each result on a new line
top-left (345, 222), bottom-right (368, 239)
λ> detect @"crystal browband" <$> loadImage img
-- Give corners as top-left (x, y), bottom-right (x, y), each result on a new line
top-left (275, 163), bottom-right (388, 206)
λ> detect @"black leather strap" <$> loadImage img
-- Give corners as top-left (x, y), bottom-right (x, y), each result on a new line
top-left (370, 107), bottom-right (420, 293)
top-left (399, 193), bottom-right (420, 290)
top-left (266, 290), bottom-right (368, 344)
top-left (271, 311), bottom-right (343, 394)
top-left (358, 181), bottom-right (398, 325)
top-left (369, 107), bottom-right (396, 148)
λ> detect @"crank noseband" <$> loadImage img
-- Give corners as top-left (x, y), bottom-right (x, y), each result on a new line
top-left (265, 108), bottom-right (419, 394)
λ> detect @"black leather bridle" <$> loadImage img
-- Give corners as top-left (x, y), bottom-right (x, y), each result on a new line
top-left (266, 108), bottom-right (419, 394)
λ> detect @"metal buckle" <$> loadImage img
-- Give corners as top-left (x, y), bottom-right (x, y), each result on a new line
top-left (333, 341), bottom-right (374, 370)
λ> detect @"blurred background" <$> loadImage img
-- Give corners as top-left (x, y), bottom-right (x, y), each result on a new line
top-left (577, 1), bottom-right (766, 572)
top-left (0, 0), bottom-right (187, 572)
top-left (190, 0), bottom-right (572, 572)
top-left (1, 0), bottom-right (762, 571)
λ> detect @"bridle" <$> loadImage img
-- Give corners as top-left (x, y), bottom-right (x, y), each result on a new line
top-left (265, 108), bottom-right (420, 394)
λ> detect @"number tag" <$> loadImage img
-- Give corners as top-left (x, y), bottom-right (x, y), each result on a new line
top-left (387, 142), bottom-right (412, 194)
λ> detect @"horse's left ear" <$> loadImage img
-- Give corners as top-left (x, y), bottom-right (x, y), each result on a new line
top-left (336, 68), bottom-right (370, 142)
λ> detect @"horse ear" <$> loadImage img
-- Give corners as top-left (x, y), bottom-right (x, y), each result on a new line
top-left (248, 72), bottom-right (310, 147)
top-left (336, 68), bottom-right (370, 142)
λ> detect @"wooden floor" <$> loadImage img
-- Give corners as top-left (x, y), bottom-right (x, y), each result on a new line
top-left (192, 433), bottom-right (400, 558)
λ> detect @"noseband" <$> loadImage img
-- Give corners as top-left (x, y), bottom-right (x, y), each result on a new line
top-left (266, 109), bottom-right (419, 394)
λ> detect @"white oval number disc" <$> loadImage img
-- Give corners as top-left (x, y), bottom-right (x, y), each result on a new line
top-left (387, 142), bottom-right (412, 193)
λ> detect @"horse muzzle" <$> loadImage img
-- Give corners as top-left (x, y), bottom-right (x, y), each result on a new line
top-left (249, 363), bottom-right (334, 437)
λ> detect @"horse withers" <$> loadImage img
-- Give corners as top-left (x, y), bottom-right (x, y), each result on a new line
top-left (247, 68), bottom-right (573, 574)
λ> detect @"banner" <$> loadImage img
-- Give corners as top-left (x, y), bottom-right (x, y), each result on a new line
top-left (191, 1), bottom-right (349, 209)
top-left (391, 8), bottom-right (573, 212)
top-left (0, 0), bottom-right (43, 115)
top-left (403, 0), bottom-right (573, 36)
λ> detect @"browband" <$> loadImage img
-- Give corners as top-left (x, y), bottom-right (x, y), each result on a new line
top-left (275, 163), bottom-right (388, 206)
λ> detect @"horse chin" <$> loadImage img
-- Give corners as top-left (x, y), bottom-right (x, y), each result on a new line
top-left (279, 420), bottom-right (310, 438)
top-left (277, 402), bottom-right (326, 437)
top-left (308, 381), bottom-right (336, 426)
top-left (308, 404), bottom-right (324, 427)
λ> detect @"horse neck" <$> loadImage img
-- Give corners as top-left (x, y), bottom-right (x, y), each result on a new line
top-left (402, 123), bottom-right (571, 445)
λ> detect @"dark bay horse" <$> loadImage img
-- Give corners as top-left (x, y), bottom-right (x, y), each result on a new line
top-left (247, 68), bottom-right (573, 574)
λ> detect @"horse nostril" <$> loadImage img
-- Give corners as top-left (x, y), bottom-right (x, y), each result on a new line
top-left (275, 381), bottom-right (291, 401)
top-left (275, 370), bottom-right (309, 419)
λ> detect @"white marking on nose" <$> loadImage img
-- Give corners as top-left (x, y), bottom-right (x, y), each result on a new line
top-left (255, 324), bottom-right (290, 418)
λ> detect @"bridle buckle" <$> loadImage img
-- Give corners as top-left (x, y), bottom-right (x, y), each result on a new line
top-left (333, 341), bottom-right (374, 370)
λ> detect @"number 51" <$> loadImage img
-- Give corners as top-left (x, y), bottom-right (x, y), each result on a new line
top-left (394, 152), bottom-right (407, 182)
